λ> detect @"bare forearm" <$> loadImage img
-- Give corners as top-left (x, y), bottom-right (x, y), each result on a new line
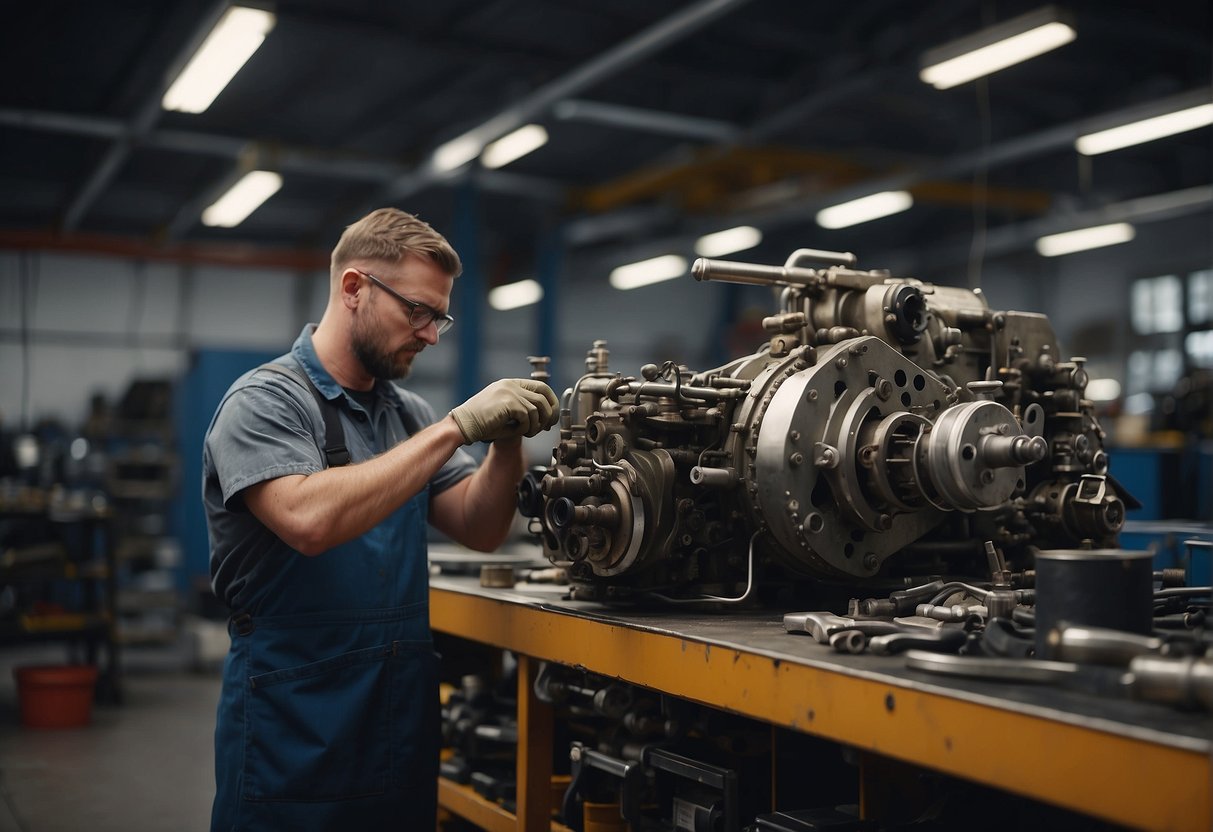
top-left (432, 438), bottom-right (526, 551)
top-left (246, 416), bottom-right (467, 554)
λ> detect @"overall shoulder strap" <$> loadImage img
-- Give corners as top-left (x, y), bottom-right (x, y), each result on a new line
top-left (257, 363), bottom-right (351, 468)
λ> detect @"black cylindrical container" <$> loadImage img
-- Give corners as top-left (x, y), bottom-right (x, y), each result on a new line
top-left (1034, 549), bottom-right (1153, 660)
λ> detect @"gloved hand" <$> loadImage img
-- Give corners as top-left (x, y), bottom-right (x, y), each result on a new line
top-left (449, 379), bottom-right (559, 444)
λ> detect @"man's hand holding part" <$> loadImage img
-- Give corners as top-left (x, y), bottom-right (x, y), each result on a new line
top-left (449, 379), bottom-right (559, 444)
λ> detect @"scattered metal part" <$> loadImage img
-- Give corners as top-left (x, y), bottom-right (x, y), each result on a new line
top-left (1125, 655), bottom-right (1213, 711)
top-left (915, 603), bottom-right (988, 622)
top-left (1049, 626), bottom-right (1164, 666)
top-left (868, 627), bottom-right (967, 655)
top-left (783, 611), bottom-right (902, 643)
top-left (479, 564), bottom-right (517, 588)
top-left (829, 630), bottom-right (868, 654)
top-left (904, 650), bottom-right (1080, 684)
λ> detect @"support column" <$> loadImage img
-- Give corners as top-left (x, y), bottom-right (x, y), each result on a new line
top-left (535, 225), bottom-right (564, 389)
top-left (453, 180), bottom-right (485, 403)
top-left (515, 654), bottom-right (554, 832)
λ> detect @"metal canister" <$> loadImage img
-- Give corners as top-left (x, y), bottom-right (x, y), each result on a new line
top-left (1034, 549), bottom-right (1153, 660)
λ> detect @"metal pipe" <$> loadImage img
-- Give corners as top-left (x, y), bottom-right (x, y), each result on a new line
top-left (784, 247), bottom-right (858, 268)
top-left (691, 257), bottom-right (821, 287)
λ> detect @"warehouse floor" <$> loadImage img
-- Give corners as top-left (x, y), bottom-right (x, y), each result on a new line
top-left (0, 645), bottom-right (220, 832)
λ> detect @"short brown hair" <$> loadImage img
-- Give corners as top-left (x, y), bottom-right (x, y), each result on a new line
top-left (331, 208), bottom-right (462, 278)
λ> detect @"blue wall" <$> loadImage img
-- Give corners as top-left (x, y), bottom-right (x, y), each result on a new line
top-left (171, 348), bottom-right (279, 597)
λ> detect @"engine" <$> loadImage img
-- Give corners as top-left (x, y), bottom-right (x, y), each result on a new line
top-left (519, 247), bottom-right (1133, 602)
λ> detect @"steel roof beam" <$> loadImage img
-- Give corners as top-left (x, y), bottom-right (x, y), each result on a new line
top-left (59, 0), bottom-right (231, 232)
top-left (374, 0), bottom-right (756, 204)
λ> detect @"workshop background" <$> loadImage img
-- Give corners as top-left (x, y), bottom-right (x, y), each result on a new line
top-left (0, 0), bottom-right (1209, 830)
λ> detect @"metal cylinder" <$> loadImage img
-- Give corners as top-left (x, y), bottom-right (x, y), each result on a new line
top-left (1128, 655), bottom-right (1213, 711)
top-left (689, 466), bottom-right (736, 487)
top-left (691, 257), bottom-right (821, 287)
top-left (1034, 549), bottom-right (1153, 660)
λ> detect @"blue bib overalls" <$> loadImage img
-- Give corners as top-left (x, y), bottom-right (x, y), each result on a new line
top-left (211, 419), bottom-right (440, 830)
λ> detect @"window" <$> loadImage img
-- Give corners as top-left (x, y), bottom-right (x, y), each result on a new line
top-left (1127, 270), bottom-right (1213, 395)
top-left (1188, 269), bottom-right (1213, 325)
top-left (1188, 330), bottom-right (1213, 368)
top-left (1131, 274), bottom-right (1182, 334)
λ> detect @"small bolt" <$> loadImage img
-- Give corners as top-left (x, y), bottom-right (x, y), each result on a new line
top-left (864, 552), bottom-right (879, 570)
top-left (807, 390), bottom-right (819, 401)
top-left (789, 430), bottom-right (800, 442)
top-left (980, 469), bottom-right (996, 484)
top-left (790, 452), bottom-right (805, 467)
top-left (836, 357), bottom-right (848, 369)
top-left (570, 746), bottom-right (582, 762)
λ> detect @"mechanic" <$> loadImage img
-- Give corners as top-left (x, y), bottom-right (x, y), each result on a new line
top-left (203, 207), bottom-right (558, 830)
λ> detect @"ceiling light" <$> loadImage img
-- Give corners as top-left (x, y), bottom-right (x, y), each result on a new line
top-left (1084, 379), bottom-right (1121, 402)
top-left (432, 135), bottom-right (483, 173)
top-left (609, 255), bottom-right (688, 290)
top-left (201, 170), bottom-right (282, 227)
top-left (1076, 103), bottom-right (1213, 155)
top-left (816, 191), bottom-right (913, 229)
top-left (1035, 222), bottom-right (1135, 257)
top-left (481, 125), bottom-right (549, 170)
top-left (162, 6), bottom-right (276, 113)
top-left (488, 278), bottom-right (544, 310)
top-left (919, 6), bottom-right (1075, 90)
top-left (694, 226), bottom-right (762, 257)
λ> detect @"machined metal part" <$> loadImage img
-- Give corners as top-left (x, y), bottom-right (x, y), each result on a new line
top-left (782, 611), bottom-right (903, 643)
top-left (480, 564), bottom-right (517, 588)
top-left (867, 627), bottom-right (967, 655)
top-left (521, 246), bottom-right (1129, 601)
top-left (1126, 655), bottom-right (1213, 711)
top-left (1049, 625), bottom-right (1164, 666)
top-left (904, 650), bottom-right (1081, 684)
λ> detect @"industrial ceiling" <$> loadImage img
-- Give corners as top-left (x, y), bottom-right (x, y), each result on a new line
top-left (1, 0), bottom-right (1209, 283)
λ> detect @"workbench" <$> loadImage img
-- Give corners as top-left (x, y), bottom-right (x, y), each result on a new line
top-left (429, 574), bottom-right (1211, 832)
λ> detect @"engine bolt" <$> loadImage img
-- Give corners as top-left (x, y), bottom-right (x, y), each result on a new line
top-left (863, 553), bottom-right (879, 570)
top-left (789, 452), bottom-right (804, 467)
top-left (807, 390), bottom-right (819, 401)
top-left (836, 357), bottom-right (848, 369)
top-left (980, 469), bottom-right (996, 484)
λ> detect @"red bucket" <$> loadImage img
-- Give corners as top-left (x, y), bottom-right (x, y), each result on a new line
top-left (14, 665), bottom-right (99, 729)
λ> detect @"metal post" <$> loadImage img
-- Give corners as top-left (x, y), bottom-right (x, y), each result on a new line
top-left (535, 225), bottom-right (563, 389)
top-left (453, 179), bottom-right (484, 404)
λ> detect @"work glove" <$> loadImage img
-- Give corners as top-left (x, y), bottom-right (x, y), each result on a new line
top-left (449, 379), bottom-right (559, 444)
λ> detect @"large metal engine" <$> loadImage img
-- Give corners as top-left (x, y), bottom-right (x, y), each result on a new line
top-left (519, 248), bottom-right (1133, 602)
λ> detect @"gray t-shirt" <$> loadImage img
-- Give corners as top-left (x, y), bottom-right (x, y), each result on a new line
top-left (203, 324), bottom-right (477, 610)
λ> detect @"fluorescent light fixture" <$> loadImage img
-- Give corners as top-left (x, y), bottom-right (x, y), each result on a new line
top-left (816, 191), bottom-right (913, 229)
top-left (201, 170), bottom-right (282, 227)
top-left (694, 226), bottom-right (762, 257)
top-left (1035, 222), bottom-right (1135, 257)
top-left (482, 124), bottom-right (549, 169)
top-left (609, 254), bottom-right (688, 290)
top-left (488, 278), bottom-right (544, 311)
top-left (432, 135), bottom-right (483, 173)
top-left (162, 6), bottom-right (276, 113)
top-left (920, 7), bottom-right (1075, 90)
top-left (1076, 103), bottom-right (1213, 155)
top-left (1084, 378), bottom-right (1121, 402)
